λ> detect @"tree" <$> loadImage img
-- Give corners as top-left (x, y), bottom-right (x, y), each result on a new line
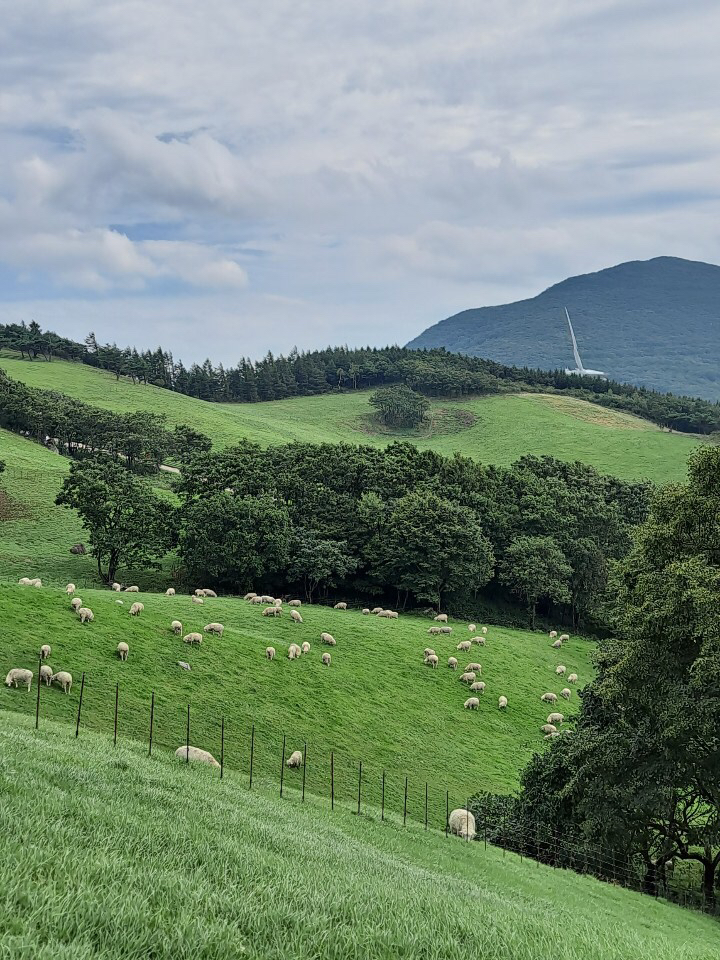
top-left (287, 529), bottom-right (357, 601)
top-left (179, 493), bottom-right (290, 590)
top-left (369, 385), bottom-right (430, 429)
top-left (56, 457), bottom-right (174, 583)
top-left (498, 536), bottom-right (571, 627)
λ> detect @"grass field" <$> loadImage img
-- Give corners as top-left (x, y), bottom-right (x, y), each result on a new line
top-left (1, 710), bottom-right (717, 960)
top-left (0, 354), bottom-right (699, 484)
top-left (0, 585), bottom-right (594, 804)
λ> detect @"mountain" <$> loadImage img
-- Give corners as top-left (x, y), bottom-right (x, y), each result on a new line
top-left (407, 257), bottom-right (720, 400)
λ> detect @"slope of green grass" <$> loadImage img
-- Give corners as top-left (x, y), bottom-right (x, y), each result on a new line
top-left (1, 710), bottom-right (717, 960)
top-left (0, 354), bottom-right (699, 483)
top-left (0, 585), bottom-right (594, 803)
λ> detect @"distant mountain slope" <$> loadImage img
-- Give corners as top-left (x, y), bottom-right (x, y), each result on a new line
top-left (407, 257), bottom-right (720, 400)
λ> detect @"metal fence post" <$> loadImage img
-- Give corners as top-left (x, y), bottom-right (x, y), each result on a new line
top-left (74, 672), bottom-right (85, 738)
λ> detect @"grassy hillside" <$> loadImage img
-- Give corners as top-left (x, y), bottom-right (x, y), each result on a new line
top-left (0, 353), bottom-right (699, 483)
top-left (0, 585), bottom-right (594, 802)
top-left (1, 711), bottom-right (717, 960)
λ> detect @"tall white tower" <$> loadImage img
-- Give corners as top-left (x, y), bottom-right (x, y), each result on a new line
top-left (563, 308), bottom-right (606, 377)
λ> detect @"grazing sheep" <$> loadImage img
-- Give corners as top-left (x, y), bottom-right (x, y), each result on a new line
top-left (433, 613), bottom-right (448, 623)
top-left (470, 681), bottom-right (486, 693)
top-left (424, 647), bottom-right (436, 658)
top-left (427, 626), bottom-right (442, 635)
top-left (361, 608), bottom-right (370, 615)
top-left (447, 657), bottom-right (458, 670)
top-left (262, 606), bottom-right (281, 617)
top-left (66, 583), bottom-right (76, 595)
top-left (498, 696), bottom-right (508, 709)
top-left (555, 665), bottom-right (566, 675)
top-left (51, 671), bottom-right (72, 694)
top-left (290, 610), bottom-right (303, 624)
top-left (78, 607), bottom-right (94, 624)
top-left (541, 692), bottom-right (558, 704)
top-left (321, 632), bottom-right (336, 646)
top-left (183, 632), bottom-right (202, 646)
top-left (459, 671), bottom-right (476, 684)
top-left (448, 808), bottom-right (476, 840)
top-left (464, 697), bottom-right (480, 710)
top-left (541, 723), bottom-right (557, 734)
top-left (382, 610), bottom-right (399, 619)
top-left (468, 624), bottom-right (476, 632)
top-left (129, 602), bottom-right (144, 616)
top-left (117, 642), bottom-right (129, 661)
top-left (203, 623), bottom-right (224, 636)
top-left (424, 654), bottom-right (439, 668)
top-left (171, 620), bottom-right (183, 635)
top-left (274, 598), bottom-right (283, 607)
top-left (560, 688), bottom-right (571, 700)
top-left (545, 731), bottom-right (560, 740)
top-left (251, 596), bottom-right (264, 604)
top-left (321, 652), bottom-right (331, 666)
top-left (192, 596), bottom-right (204, 605)
top-left (125, 586), bottom-right (139, 593)
top-left (470, 636), bottom-right (486, 646)
top-left (177, 661), bottom-right (191, 671)
top-left (203, 589), bottom-right (218, 598)
top-left (334, 602), bottom-right (347, 610)
top-left (5, 668), bottom-right (33, 691)
top-left (456, 640), bottom-right (471, 652)
top-left (568, 673), bottom-right (578, 684)
top-left (18, 578), bottom-right (31, 585)
top-left (194, 589), bottom-right (204, 597)
top-left (40, 644), bottom-right (51, 660)
top-left (547, 712), bottom-right (564, 725)
top-left (286, 750), bottom-right (303, 768)
top-left (111, 583), bottom-right (122, 591)
top-left (439, 626), bottom-right (452, 634)
top-left (39, 664), bottom-right (53, 686)
top-left (549, 630), bottom-right (557, 639)
top-left (174, 745), bottom-right (220, 768)
top-left (260, 595), bottom-right (275, 604)
top-left (265, 646), bottom-right (276, 660)
top-left (71, 597), bottom-right (83, 611)
top-left (288, 599), bottom-right (302, 607)
top-left (301, 641), bottom-right (310, 654)
top-left (288, 643), bottom-right (302, 660)
top-left (481, 627), bottom-right (487, 635)
top-left (551, 639), bottom-right (563, 649)
top-left (244, 592), bottom-right (258, 601)
top-left (465, 662), bottom-right (482, 673)
top-left (30, 578), bottom-right (42, 587)
top-left (165, 588), bottom-right (176, 596)
top-left (371, 607), bottom-right (383, 614)
top-left (559, 634), bottom-right (570, 643)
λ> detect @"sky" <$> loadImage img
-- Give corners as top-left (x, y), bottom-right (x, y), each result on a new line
top-left (1, 0), bottom-right (719, 364)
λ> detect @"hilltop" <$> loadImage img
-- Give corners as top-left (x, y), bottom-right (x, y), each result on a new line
top-left (408, 257), bottom-right (720, 400)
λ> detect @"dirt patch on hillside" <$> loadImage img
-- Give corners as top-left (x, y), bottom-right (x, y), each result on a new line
top-left (350, 406), bottom-right (478, 439)
top-left (0, 490), bottom-right (32, 522)
top-left (526, 395), bottom-right (651, 431)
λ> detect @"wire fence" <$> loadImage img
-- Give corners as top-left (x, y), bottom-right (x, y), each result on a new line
top-left (13, 672), bottom-right (719, 918)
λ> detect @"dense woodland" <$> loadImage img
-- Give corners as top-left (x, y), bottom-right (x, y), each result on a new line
top-left (1, 321), bottom-right (719, 434)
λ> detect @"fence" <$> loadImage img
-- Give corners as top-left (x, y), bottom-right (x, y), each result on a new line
top-left (16, 673), bottom-right (719, 918)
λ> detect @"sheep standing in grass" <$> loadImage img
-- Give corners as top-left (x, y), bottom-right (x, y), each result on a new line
top-left (204, 623), bottom-right (224, 636)
top-left (434, 613), bottom-right (448, 623)
top-left (448, 808), bottom-right (476, 840)
top-left (321, 632), bottom-right (336, 646)
top-left (5, 668), bottom-right (33, 691)
top-left (371, 607), bottom-right (383, 614)
top-left (291, 610), bottom-right (303, 624)
top-left (459, 671), bottom-right (476, 684)
top-left (244, 592), bottom-right (258, 601)
top-left (111, 583), bottom-right (122, 592)
top-left (117, 642), bottom-right (129, 661)
top-left (481, 627), bottom-right (487, 635)
top-left (498, 696), bottom-right (508, 709)
top-left (541, 692), bottom-right (558, 704)
top-left (456, 640), bottom-right (471, 653)
top-left (555, 665), bottom-right (566, 676)
top-left (470, 636), bottom-right (486, 646)
top-left (40, 644), bottom-right (51, 660)
top-left (551, 639), bottom-right (563, 649)
top-left (78, 607), bottom-right (94, 624)
top-left (288, 599), bottom-right (302, 607)
top-left (129, 602), bottom-right (144, 616)
top-left (166, 588), bottom-right (176, 596)
top-left (547, 712), bottom-right (564, 725)
top-left (559, 634), bottom-right (570, 643)
top-left (40, 665), bottom-right (53, 686)
top-left (427, 626), bottom-right (442, 636)
top-left (266, 647), bottom-right (276, 660)
top-left (70, 597), bottom-right (83, 611)
top-left (321, 652), bottom-right (331, 666)
top-left (192, 596), bottom-right (204, 605)
top-left (183, 633), bottom-right (202, 646)
top-left (274, 598), bottom-right (283, 608)
top-left (52, 671), bottom-right (72, 694)
top-left (464, 697), bottom-right (480, 710)
top-left (286, 750), bottom-right (303, 768)
top-left (301, 641), bottom-right (310, 654)
top-left (439, 626), bottom-right (452, 634)
top-left (288, 644), bottom-right (301, 660)
top-left (424, 648), bottom-right (436, 658)
top-left (549, 630), bottom-right (557, 639)
top-left (174, 746), bottom-right (220, 768)
top-left (18, 578), bottom-right (31, 585)
top-left (361, 608), bottom-right (370, 615)
top-left (262, 606), bottom-right (281, 617)
top-left (66, 583), bottom-right (76, 595)
top-left (468, 624), bottom-right (476, 632)
top-left (541, 724), bottom-right (557, 734)
top-left (171, 620), bottom-right (183, 635)
top-left (30, 579), bottom-right (42, 587)
top-left (447, 657), bottom-right (458, 670)
top-left (203, 589), bottom-right (218, 598)
top-left (251, 596), bottom-right (264, 605)
top-left (424, 654), bottom-right (439, 668)
top-left (560, 688), bottom-right (571, 700)
top-left (568, 673), bottom-right (578, 684)
top-left (125, 586), bottom-right (139, 593)
top-left (465, 662), bottom-right (482, 673)
top-left (470, 681), bottom-right (485, 693)
top-left (334, 602), bottom-right (347, 610)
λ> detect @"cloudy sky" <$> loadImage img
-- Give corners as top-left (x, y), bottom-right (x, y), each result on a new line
top-left (1, 1), bottom-right (718, 363)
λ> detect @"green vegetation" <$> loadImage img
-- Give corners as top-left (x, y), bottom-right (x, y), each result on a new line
top-left (369, 383), bottom-right (430, 427)
top-left (3, 711), bottom-right (717, 960)
top-left (0, 585), bottom-right (594, 800)
top-left (0, 355), bottom-right (700, 483)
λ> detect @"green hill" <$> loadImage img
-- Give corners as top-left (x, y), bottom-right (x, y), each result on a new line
top-left (1, 710), bottom-right (717, 960)
top-left (0, 585), bottom-right (594, 801)
top-left (0, 354), bottom-right (699, 484)
top-left (407, 257), bottom-right (720, 400)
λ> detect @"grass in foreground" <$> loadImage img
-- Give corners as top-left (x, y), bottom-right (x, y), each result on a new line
top-left (0, 710), bottom-right (717, 960)
top-left (0, 586), bottom-right (594, 804)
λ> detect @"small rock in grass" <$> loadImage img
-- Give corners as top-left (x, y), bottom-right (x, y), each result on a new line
top-left (177, 661), bottom-right (191, 671)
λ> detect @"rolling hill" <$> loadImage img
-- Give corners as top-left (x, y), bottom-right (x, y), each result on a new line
top-left (407, 257), bottom-right (720, 400)
top-left (4, 712), bottom-right (717, 960)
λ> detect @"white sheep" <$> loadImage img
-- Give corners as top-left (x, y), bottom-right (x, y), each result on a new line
top-left (244, 592), bottom-right (258, 601)
top-left (30, 578), bottom-right (42, 587)
top-left (301, 641), bottom-right (310, 654)
top-left (464, 697), bottom-right (480, 710)
top-left (559, 634), bottom-right (570, 643)
top-left (427, 626), bottom-right (442, 635)
top-left (547, 712), bottom-right (564, 725)
top-left (560, 688), bottom-right (571, 700)
top-left (111, 582), bottom-right (122, 591)
top-left (424, 647), bottom-right (436, 658)
top-left (286, 750), bottom-right (303, 768)
top-left (459, 671), bottom-right (476, 684)
top-left (203, 589), bottom-right (218, 598)
top-left (470, 636), bottom-right (486, 646)
top-left (171, 620), bottom-right (183, 635)
top-left (361, 608), bottom-right (370, 615)
top-left (447, 656), bottom-right (458, 670)
top-left (5, 668), bottom-right (33, 691)
top-left (39, 664), bottom-right (53, 686)
top-left (424, 654), bottom-right (439, 668)
top-left (549, 630), bottom-right (558, 638)
top-left (383, 610), bottom-right (399, 619)
top-left (371, 607), bottom-right (383, 614)
top-left (568, 673), bottom-right (578, 684)
top-left (266, 646), bottom-right (276, 660)
top-left (52, 671), bottom-right (72, 694)
top-left (18, 578), bottom-right (31, 585)
top-left (448, 808), bottom-right (476, 840)
top-left (439, 626), bottom-right (452, 634)
top-left (465, 662), bottom-right (482, 673)
top-left (555, 665), bottom-right (566, 675)
top-left (125, 585), bottom-right (139, 593)
top-left (174, 745), bottom-right (220, 768)
top-left (288, 643), bottom-right (301, 660)
top-left (288, 599), bottom-right (302, 607)
top-left (183, 632), bottom-right (202, 645)
top-left (129, 602), bottom-right (144, 616)
top-left (498, 696), bottom-right (508, 709)
top-left (66, 583), bottom-right (76, 595)
top-left (71, 597), bottom-right (83, 612)
top-left (165, 588), bottom-right (176, 596)
top-left (78, 607), bottom-right (94, 623)
top-left (192, 596), bottom-right (204, 605)
top-left (203, 623), bottom-right (224, 636)
top-left (40, 644), bottom-right (51, 660)
top-left (433, 613), bottom-right (448, 623)
top-left (481, 627), bottom-right (487, 635)
top-left (250, 596), bottom-right (264, 604)
top-left (290, 610), bottom-right (303, 624)
top-left (117, 642), bottom-right (129, 661)
top-left (262, 606), bottom-right (281, 617)
top-left (334, 602), bottom-right (347, 610)
top-left (551, 639), bottom-right (563, 649)
top-left (321, 652), bottom-right (331, 666)
top-left (194, 589), bottom-right (204, 597)
top-left (470, 681), bottom-right (485, 693)
top-left (115, 600), bottom-right (124, 605)
top-left (468, 624), bottom-right (476, 632)
top-left (541, 723), bottom-right (557, 734)
top-left (260, 595), bottom-right (275, 604)
top-left (545, 731), bottom-right (560, 740)
top-left (456, 640), bottom-right (471, 652)
top-left (321, 632), bottom-right (336, 646)
top-left (274, 598), bottom-right (283, 607)
top-left (541, 692), bottom-right (558, 704)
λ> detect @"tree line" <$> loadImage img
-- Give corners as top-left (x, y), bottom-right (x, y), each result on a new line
top-left (2, 320), bottom-right (719, 434)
